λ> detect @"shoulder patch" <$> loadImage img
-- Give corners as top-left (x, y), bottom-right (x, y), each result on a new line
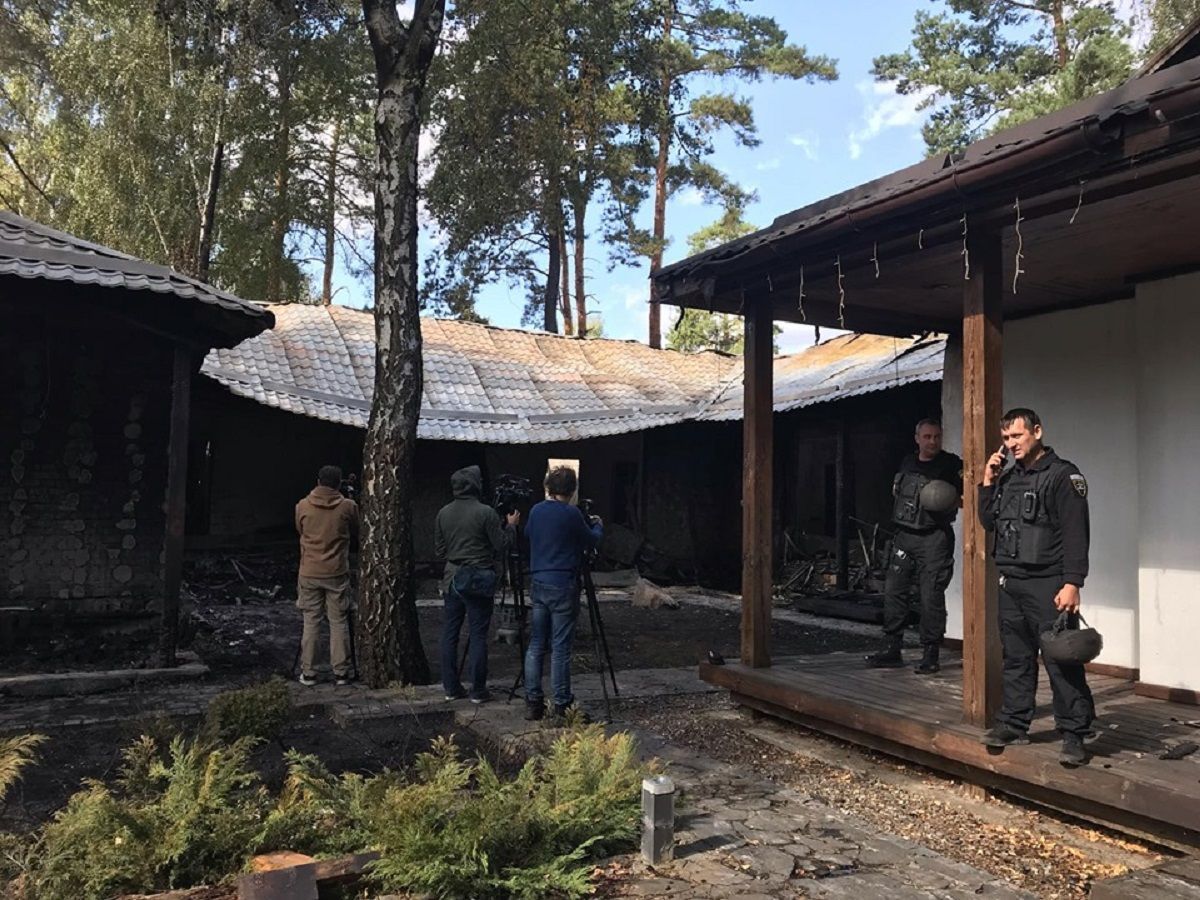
top-left (1069, 473), bottom-right (1088, 498)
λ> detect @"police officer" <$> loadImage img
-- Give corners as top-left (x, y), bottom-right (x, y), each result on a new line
top-left (867, 419), bottom-right (962, 674)
top-left (978, 408), bottom-right (1094, 767)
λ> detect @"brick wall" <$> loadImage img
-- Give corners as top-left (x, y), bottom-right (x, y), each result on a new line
top-left (1, 305), bottom-right (173, 615)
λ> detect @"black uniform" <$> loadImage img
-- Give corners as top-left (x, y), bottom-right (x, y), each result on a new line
top-left (882, 451), bottom-right (963, 646)
top-left (978, 447), bottom-right (1094, 737)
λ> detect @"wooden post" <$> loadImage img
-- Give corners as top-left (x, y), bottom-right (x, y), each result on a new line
top-left (741, 297), bottom-right (773, 668)
top-left (962, 232), bottom-right (1003, 726)
top-left (835, 414), bottom-right (850, 590)
top-left (159, 344), bottom-right (192, 668)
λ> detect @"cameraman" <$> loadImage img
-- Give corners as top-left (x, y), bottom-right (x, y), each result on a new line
top-left (523, 466), bottom-right (603, 721)
top-left (434, 465), bottom-right (518, 703)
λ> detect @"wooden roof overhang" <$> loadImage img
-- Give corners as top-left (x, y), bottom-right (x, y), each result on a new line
top-left (652, 55), bottom-right (1200, 336)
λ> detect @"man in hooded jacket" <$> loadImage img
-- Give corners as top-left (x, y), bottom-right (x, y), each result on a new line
top-left (434, 466), bottom-right (519, 702)
top-left (295, 465), bottom-right (359, 685)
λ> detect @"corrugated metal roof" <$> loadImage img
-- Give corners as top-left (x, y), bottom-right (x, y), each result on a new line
top-left (0, 211), bottom-right (273, 336)
top-left (202, 304), bottom-right (945, 443)
top-left (202, 304), bottom-right (741, 443)
top-left (698, 333), bottom-right (946, 422)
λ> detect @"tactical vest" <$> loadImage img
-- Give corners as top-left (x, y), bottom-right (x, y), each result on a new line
top-left (991, 464), bottom-right (1059, 568)
top-left (892, 471), bottom-right (935, 529)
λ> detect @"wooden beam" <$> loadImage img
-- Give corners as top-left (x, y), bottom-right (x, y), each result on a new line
top-left (741, 296), bottom-right (773, 668)
top-left (961, 231), bottom-right (1004, 726)
top-left (159, 344), bottom-right (193, 668)
top-left (835, 414), bottom-right (850, 590)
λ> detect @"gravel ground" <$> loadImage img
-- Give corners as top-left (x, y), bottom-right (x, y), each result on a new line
top-left (613, 693), bottom-right (1171, 900)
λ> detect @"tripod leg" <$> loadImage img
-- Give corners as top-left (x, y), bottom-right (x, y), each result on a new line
top-left (347, 607), bottom-right (359, 681)
top-left (585, 592), bottom-right (612, 722)
top-left (583, 570), bottom-right (619, 698)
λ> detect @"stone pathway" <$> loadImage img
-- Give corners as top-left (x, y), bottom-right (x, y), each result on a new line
top-left (453, 703), bottom-right (1033, 899)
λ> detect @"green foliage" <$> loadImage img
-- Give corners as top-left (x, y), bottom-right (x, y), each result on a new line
top-left (9, 724), bottom-right (652, 900)
top-left (201, 678), bottom-right (293, 745)
top-left (0, 733), bottom-right (46, 803)
top-left (365, 728), bottom-right (651, 900)
top-left (0, 0), bottom-right (373, 303)
top-left (1144, 0), bottom-right (1200, 56)
top-left (874, 1), bottom-right (1135, 156)
top-left (25, 735), bottom-right (268, 899)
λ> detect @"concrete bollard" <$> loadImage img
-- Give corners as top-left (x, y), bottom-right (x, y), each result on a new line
top-left (641, 774), bottom-right (675, 865)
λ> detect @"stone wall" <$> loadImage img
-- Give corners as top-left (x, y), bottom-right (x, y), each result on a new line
top-left (1, 304), bottom-right (172, 615)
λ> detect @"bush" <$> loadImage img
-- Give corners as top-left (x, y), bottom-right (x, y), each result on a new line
top-left (13, 724), bottom-right (653, 900)
top-left (201, 678), bottom-right (292, 744)
top-left (23, 735), bottom-right (269, 900)
top-left (365, 726), bottom-right (652, 899)
top-left (0, 734), bottom-right (46, 803)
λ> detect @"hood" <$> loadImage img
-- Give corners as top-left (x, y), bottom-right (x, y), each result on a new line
top-left (306, 485), bottom-right (346, 508)
top-left (450, 465), bottom-right (483, 499)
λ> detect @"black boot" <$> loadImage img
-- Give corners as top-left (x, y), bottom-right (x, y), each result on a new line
top-left (914, 643), bottom-right (940, 674)
top-left (524, 700), bottom-right (544, 721)
top-left (865, 637), bottom-right (904, 668)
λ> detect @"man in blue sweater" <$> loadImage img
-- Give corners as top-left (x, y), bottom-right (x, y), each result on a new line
top-left (523, 466), bottom-right (604, 720)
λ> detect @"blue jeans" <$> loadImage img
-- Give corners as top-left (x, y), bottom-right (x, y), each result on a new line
top-left (524, 579), bottom-right (580, 708)
top-left (441, 570), bottom-right (496, 699)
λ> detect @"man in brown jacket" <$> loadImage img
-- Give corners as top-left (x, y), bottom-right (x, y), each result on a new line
top-left (295, 465), bottom-right (359, 685)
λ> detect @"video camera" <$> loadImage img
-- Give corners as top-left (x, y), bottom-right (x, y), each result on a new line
top-left (493, 474), bottom-right (534, 517)
top-left (340, 473), bottom-right (359, 502)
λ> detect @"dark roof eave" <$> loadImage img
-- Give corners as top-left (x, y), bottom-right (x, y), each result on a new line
top-left (653, 55), bottom-right (1200, 297)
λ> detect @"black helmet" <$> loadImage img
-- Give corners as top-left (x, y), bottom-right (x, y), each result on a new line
top-left (919, 479), bottom-right (958, 514)
top-left (1040, 611), bottom-right (1103, 665)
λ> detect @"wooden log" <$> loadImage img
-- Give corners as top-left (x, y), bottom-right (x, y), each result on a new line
top-left (961, 231), bottom-right (1003, 726)
top-left (158, 344), bottom-right (192, 668)
top-left (741, 297), bottom-right (773, 668)
top-left (835, 414), bottom-right (850, 590)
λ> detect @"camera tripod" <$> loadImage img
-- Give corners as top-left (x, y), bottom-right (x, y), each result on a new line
top-left (502, 550), bottom-right (619, 721)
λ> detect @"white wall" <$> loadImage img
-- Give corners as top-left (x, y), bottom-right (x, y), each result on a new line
top-left (1001, 300), bottom-right (1141, 670)
top-left (1134, 274), bottom-right (1200, 689)
top-left (941, 337), bottom-right (965, 642)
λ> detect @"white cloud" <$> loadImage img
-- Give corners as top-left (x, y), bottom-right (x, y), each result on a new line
top-left (787, 133), bottom-right (820, 162)
top-left (847, 80), bottom-right (934, 160)
top-left (755, 157), bottom-right (782, 171)
top-left (677, 186), bottom-right (705, 207)
top-left (620, 284), bottom-right (648, 312)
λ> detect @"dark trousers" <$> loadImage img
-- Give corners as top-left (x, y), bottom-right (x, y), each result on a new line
top-left (997, 573), bottom-right (1094, 736)
top-left (882, 526), bottom-right (954, 645)
top-left (440, 583), bottom-right (494, 699)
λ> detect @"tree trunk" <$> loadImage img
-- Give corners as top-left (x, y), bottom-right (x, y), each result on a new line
top-left (322, 119), bottom-right (342, 305)
top-left (267, 61), bottom-right (293, 302)
top-left (358, 0), bottom-right (445, 688)
top-left (559, 228), bottom-right (573, 335)
top-left (1050, 0), bottom-right (1069, 69)
top-left (544, 224), bottom-right (560, 333)
top-left (648, 6), bottom-right (675, 349)
top-left (196, 135), bottom-right (224, 283)
top-left (573, 200), bottom-right (587, 337)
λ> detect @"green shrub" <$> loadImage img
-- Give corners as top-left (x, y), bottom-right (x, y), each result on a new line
top-left (15, 723), bottom-right (653, 900)
top-left (24, 735), bottom-right (269, 900)
top-left (201, 678), bottom-right (292, 744)
top-left (365, 726), bottom-right (653, 900)
top-left (0, 734), bottom-right (46, 803)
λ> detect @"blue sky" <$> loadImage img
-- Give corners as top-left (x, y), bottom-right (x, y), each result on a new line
top-left (332, 0), bottom-right (939, 353)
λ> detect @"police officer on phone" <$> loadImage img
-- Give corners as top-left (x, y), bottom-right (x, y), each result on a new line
top-left (867, 418), bottom-right (962, 674)
top-left (978, 408), bottom-right (1094, 767)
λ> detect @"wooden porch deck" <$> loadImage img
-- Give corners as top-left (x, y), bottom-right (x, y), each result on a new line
top-left (701, 651), bottom-right (1200, 848)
